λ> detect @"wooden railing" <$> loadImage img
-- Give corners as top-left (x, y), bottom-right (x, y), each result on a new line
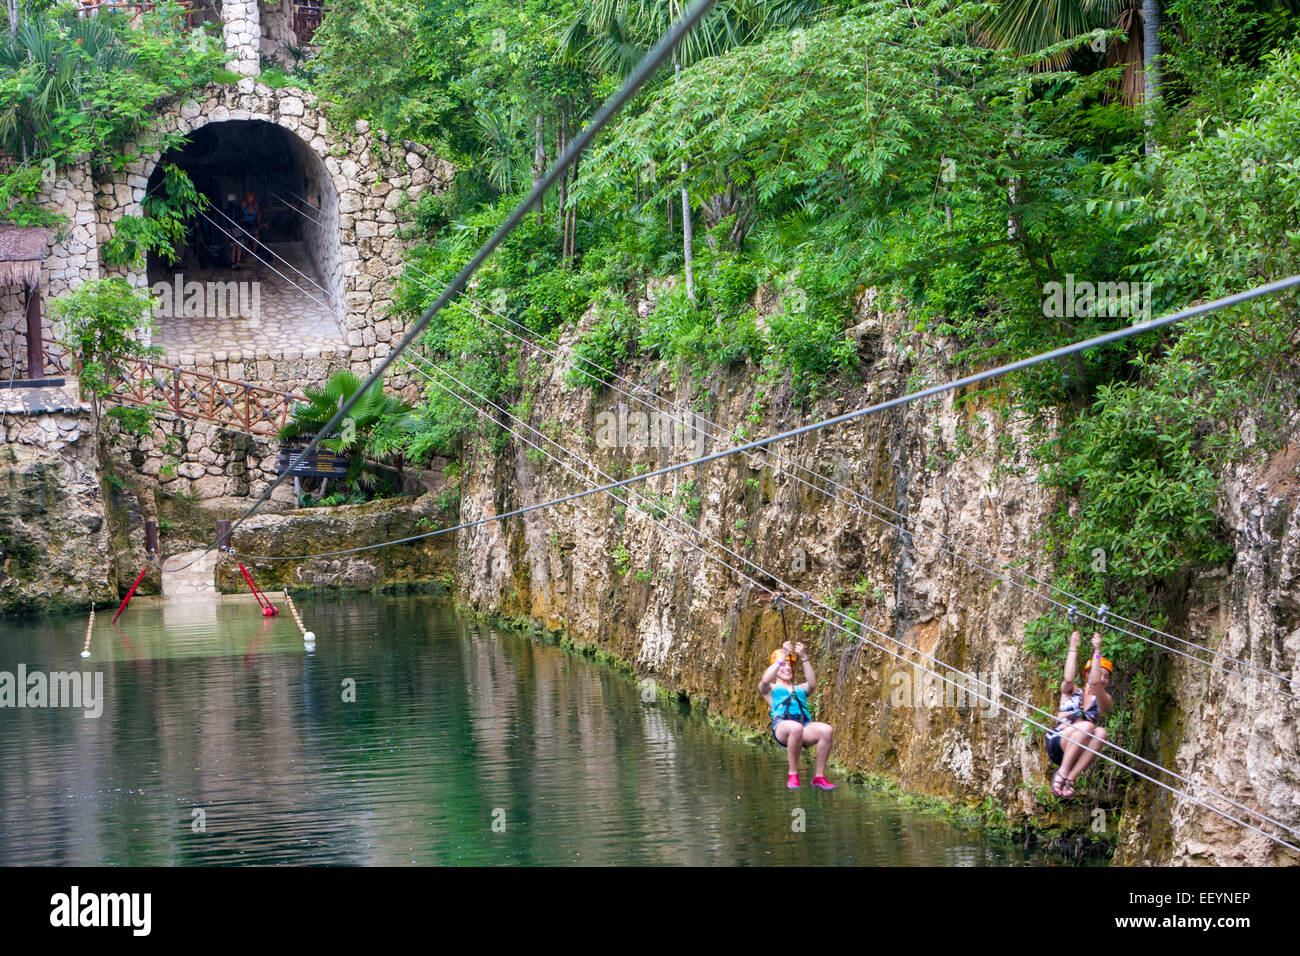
top-left (45, 348), bottom-right (306, 437)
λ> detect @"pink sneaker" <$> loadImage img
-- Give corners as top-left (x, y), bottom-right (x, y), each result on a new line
top-left (811, 776), bottom-right (836, 790)
top-left (786, 773), bottom-right (801, 789)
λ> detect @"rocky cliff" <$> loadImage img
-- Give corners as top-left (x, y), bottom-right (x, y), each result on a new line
top-left (1114, 437), bottom-right (1300, 865)
top-left (0, 387), bottom-right (119, 613)
top-left (451, 293), bottom-right (1300, 865)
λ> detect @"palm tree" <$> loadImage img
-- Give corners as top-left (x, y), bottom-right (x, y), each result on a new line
top-left (474, 103), bottom-right (530, 194)
top-left (976, 1), bottom-right (1156, 107)
top-left (279, 370), bottom-right (417, 492)
top-left (981, 1), bottom-right (1300, 105)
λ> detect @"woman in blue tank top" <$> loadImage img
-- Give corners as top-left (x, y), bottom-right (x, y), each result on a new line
top-left (759, 640), bottom-right (836, 790)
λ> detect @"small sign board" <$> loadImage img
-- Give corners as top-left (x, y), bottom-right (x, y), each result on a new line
top-left (277, 438), bottom-right (350, 478)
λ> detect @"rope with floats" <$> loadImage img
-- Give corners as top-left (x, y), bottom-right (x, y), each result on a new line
top-left (282, 589), bottom-right (316, 649)
top-left (80, 604), bottom-right (94, 659)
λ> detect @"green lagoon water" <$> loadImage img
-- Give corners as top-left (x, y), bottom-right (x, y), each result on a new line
top-left (0, 592), bottom-right (1055, 865)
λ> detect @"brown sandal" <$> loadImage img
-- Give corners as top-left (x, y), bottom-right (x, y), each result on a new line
top-left (1051, 772), bottom-right (1068, 797)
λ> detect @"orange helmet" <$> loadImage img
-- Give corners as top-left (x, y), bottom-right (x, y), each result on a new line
top-left (770, 649), bottom-right (796, 668)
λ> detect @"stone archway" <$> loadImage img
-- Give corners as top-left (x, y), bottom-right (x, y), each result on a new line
top-left (144, 118), bottom-right (342, 306)
top-left (142, 118), bottom-right (344, 359)
top-left (94, 81), bottom-right (454, 392)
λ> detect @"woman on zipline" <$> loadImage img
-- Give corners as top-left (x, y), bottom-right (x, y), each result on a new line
top-left (1046, 623), bottom-right (1113, 798)
top-left (759, 640), bottom-right (836, 790)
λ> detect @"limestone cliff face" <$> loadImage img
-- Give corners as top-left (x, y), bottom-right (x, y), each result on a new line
top-left (221, 493), bottom-right (457, 592)
top-left (1109, 438), bottom-right (1300, 866)
top-left (453, 295), bottom-right (1300, 865)
top-left (0, 396), bottom-right (118, 613)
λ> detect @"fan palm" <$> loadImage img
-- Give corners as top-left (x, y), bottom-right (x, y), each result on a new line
top-left (975, 1), bottom-right (1155, 106)
top-left (279, 370), bottom-right (417, 489)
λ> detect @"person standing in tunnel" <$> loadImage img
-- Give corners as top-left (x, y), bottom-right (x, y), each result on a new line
top-left (235, 191), bottom-right (262, 268)
top-left (224, 193), bottom-right (241, 267)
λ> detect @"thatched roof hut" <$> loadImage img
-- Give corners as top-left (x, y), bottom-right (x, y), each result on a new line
top-left (0, 225), bottom-right (49, 288)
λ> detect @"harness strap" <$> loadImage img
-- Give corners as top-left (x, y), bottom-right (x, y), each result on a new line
top-left (777, 686), bottom-right (811, 722)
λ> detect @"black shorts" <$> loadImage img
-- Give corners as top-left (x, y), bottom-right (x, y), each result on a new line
top-left (771, 715), bottom-right (810, 748)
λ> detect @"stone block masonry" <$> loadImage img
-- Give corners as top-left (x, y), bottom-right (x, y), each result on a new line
top-left (223, 0), bottom-right (262, 77)
top-left (91, 82), bottom-right (453, 401)
top-left (0, 80), bottom-right (452, 506)
top-left (107, 411), bottom-right (298, 507)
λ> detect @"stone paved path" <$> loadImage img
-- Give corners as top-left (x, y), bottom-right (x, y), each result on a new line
top-left (152, 242), bottom-right (346, 361)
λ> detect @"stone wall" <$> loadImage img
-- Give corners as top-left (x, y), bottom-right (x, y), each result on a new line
top-left (292, 127), bottom-right (341, 315)
top-left (223, 0), bottom-right (261, 76)
top-left (155, 342), bottom-right (350, 398)
top-left (109, 413), bottom-right (297, 506)
top-left (92, 83), bottom-right (453, 397)
top-left (259, 1), bottom-right (298, 68)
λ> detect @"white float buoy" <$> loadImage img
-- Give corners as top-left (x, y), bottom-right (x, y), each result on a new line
top-left (79, 650), bottom-right (91, 659)
top-left (303, 631), bottom-right (316, 642)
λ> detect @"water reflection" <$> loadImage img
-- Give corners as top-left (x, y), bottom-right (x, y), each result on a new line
top-left (0, 594), bottom-right (1059, 866)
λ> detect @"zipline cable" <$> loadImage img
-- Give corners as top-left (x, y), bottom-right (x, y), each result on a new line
top-left (227, 271), bottom-right (1300, 579)
top-left (199, 10), bottom-right (1296, 701)
top-left (271, 172), bottom-right (1287, 698)
top-left (268, 188), bottom-right (326, 228)
top-left (413, 266), bottom-right (1293, 687)
top-left (385, 346), bottom-right (1300, 853)
top-left (394, 259), bottom-right (1300, 697)
top-left (393, 271), bottom-right (1211, 658)
top-left (397, 347), bottom-right (1300, 844)
top-left (199, 208), bottom-right (337, 315)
